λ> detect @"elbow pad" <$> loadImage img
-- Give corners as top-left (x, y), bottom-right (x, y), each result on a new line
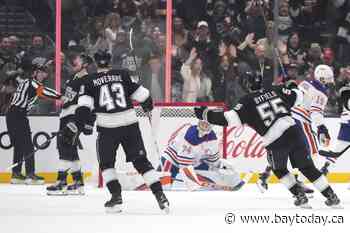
top-left (140, 95), bottom-right (153, 113)
top-left (194, 107), bottom-right (228, 126)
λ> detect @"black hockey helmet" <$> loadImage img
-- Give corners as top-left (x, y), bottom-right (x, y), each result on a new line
top-left (93, 49), bottom-right (111, 68)
top-left (243, 71), bottom-right (263, 92)
top-left (80, 53), bottom-right (94, 66)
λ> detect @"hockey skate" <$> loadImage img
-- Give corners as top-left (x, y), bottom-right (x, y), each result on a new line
top-left (294, 192), bottom-right (311, 209)
top-left (25, 174), bottom-right (45, 185)
top-left (257, 172), bottom-right (269, 193)
top-left (66, 181), bottom-right (85, 195)
top-left (10, 173), bottom-right (26, 184)
top-left (47, 181), bottom-right (68, 196)
top-left (325, 192), bottom-right (342, 209)
top-left (154, 191), bottom-right (170, 214)
top-left (105, 194), bottom-right (123, 213)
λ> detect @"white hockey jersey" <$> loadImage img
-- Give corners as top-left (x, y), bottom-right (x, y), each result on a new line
top-left (339, 85), bottom-right (350, 124)
top-left (291, 80), bottom-right (328, 127)
top-left (162, 125), bottom-right (220, 168)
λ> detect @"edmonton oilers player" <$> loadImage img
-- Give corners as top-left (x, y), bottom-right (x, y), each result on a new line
top-left (158, 120), bottom-right (247, 190)
top-left (319, 77), bottom-right (350, 189)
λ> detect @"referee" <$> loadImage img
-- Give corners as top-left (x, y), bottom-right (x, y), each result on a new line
top-left (6, 57), bottom-right (61, 185)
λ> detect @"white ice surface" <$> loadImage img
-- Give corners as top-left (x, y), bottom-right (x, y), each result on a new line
top-left (0, 184), bottom-right (349, 233)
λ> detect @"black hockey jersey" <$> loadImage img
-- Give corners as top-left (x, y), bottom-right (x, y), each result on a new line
top-left (77, 68), bottom-right (149, 128)
top-left (60, 75), bottom-right (88, 119)
top-left (226, 87), bottom-right (301, 146)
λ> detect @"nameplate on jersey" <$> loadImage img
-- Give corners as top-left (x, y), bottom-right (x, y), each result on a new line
top-left (93, 75), bottom-right (122, 86)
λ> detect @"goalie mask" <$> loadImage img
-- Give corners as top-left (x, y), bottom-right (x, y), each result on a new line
top-left (314, 64), bottom-right (334, 85)
top-left (197, 120), bottom-right (212, 137)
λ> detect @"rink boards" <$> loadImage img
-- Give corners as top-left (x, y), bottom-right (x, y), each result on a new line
top-left (0, 115), bottom-right (349, 184)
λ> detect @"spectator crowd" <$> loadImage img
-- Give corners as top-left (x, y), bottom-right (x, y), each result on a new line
top-left (2, 0), bottom-right (350, 116)
top-left (0, 0), bottom-right (55, 114)
top-left (172, 0), bottom-right (350, 116)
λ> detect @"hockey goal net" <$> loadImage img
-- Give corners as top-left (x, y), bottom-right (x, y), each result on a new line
top-left (91, 102), bottom-right (227, 189)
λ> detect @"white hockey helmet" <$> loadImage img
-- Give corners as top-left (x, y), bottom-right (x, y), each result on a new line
top-left (314, 64), bottom-right (334, 84)
top-left (197, 120), bottom-right (212, 137)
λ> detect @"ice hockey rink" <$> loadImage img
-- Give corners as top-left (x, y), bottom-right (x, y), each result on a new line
top-left (1, 183), bottom-right (349, 233)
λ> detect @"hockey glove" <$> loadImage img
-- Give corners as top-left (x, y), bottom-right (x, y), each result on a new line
top-left (194, 106), bottom-right (208, 120)
top-left (285, 80), bottom-right (298, 90)
top-left (317, 124), bottom-right (330, 147)
top-left (82, 113), bottom-right (96, 135)
top-left (141, 96), bottom-right (153, 113)
top-left (61, 122), bottom-right (80, 146)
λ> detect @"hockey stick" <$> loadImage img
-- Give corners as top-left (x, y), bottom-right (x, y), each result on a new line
top-left (129, 27), bottom-right (162, 159)
top-left (6, 133), bottom-right (58, 171)
top-left (129, 27), bottom-right (140, 81)
top-left (318, 144), bottom-right (350, 159)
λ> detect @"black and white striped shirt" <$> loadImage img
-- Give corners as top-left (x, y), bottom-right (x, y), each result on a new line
top-left (10, 79), bottom-right (61, 112)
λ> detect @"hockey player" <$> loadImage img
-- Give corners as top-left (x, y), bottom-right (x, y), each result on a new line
top-left (194, 71), bottom-right (341, 208)
top-left (6, 57), bottom-right (61, 184)
top-left (61, 50), bottom-right (169, 213)
top-left (47, 53), bottom-right (95, 195)
top-left (257, 64), bottom-right (335, 193)
top-left (318, 79), bottom-right (350, 189)
top-left (159, 120), bottom-right (248, 191)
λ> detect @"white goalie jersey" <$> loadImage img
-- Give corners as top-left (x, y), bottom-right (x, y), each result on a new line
top-left (162, 125), bottom-right (220, 169)
top-left (291, 80), bottom-right (328, 127)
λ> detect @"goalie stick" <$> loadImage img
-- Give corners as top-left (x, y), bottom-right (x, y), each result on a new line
top-left (6, 133), bottom-right (58, 171)
top-left (318, 144), bottom-right (350, 159)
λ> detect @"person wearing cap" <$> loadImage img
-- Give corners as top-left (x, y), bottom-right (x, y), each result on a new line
top-left (6, 57), bottom-right (62, 185)
top-left (187, 20), bottom-right (217, 73)
top-left (305, 43), bottom-right (323, 68)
